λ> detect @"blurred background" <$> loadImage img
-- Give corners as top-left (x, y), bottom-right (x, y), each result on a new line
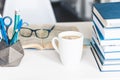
top-left (0, 0), bottom-right (120, 22)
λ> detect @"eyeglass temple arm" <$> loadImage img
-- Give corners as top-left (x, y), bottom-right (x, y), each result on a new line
top-left (50, 25), bottom-right (55, 30)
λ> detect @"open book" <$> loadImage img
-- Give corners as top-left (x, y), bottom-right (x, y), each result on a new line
top-left (16, 24), bottom-right (79, 50)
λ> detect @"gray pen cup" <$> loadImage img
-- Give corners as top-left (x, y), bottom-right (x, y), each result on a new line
top-left (0, 40), bottom-right (24, 67)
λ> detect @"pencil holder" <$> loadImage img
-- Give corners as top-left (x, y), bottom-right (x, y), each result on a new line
top-left (0, 40), bottom-right (24, 67)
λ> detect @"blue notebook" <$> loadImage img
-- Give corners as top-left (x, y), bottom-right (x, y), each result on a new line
top-left (93, 2), bottom-right (120, 27)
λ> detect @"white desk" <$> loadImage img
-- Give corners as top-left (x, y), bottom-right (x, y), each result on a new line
top-left (0, 22), bottom-right (120, 80)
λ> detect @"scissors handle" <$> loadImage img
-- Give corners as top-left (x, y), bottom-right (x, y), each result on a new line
top-left (0, 18), bottom-right (9, 45)
top-left (3, 16), bottom-right (12, 27)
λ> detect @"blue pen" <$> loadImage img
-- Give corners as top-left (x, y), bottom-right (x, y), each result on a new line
top-left (10, 19), bottom-right (23, 45)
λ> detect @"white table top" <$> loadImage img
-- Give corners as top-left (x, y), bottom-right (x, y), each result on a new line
top-left (0, 22), bottom-right (120, 80)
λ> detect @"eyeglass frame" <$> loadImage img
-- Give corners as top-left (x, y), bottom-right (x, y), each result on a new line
top-left (20, 25), bottom-right (55, 39)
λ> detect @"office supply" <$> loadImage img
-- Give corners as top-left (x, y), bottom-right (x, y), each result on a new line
top-left (14, 10), bottom-right (20, 41)
top-left (92, 26), bottom-right (120, 52)
top-left (0, 15), bottom-right (8, 44)
top-left (0, 40), bottom-right (24, 67)
top-left (91, 41), bottom-right (120, 65)
top-left (0, 14), bottom-right (12, 45)
top-left (93, 14), bottom-right (120, 39)
top-left (92, 3), bottom-right (120, 72)
top-left (93, 2), bottom-right (120, 27)
top-left (91, 44), bottom-right (120, 72)
top-left (92, 21), bottom-right (120, 46)
top-left (10, 19), bottom-right (23, 45)
top-left (3, 16), bottom-right (12, 33)
top-left (0, 10), bottom-right (24, 46)
top-left (92, 33), bottom-right (120, 53)
top-left (92, 37), bottom-right (120, 59)
top-left (0, 12), bottom-right (24, 67)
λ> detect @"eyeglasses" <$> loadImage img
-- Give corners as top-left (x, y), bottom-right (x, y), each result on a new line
top-left (20, 25), bottom-right (55, 39)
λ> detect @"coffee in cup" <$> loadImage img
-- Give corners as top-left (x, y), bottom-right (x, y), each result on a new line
top-left (62, 35), bottom-right (80, 39)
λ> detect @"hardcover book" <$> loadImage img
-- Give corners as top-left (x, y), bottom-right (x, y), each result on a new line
top-left (93, 2), bottom-right (120, 27)
top-left (92, 31), bottom-right (120, 53)
top-left (93, 14), bottom-right (120, 39)
top-left (92, 24), bottom-right (120, 46)
top-left (91, 44), bottom-right (120, 72)
top-left (91, 38), bottom-right (120, 59)
top-left (91, 41), bottom-right (120, 65)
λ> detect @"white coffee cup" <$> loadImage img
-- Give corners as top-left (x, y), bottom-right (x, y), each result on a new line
top-left (52, 31), bottom-right (84, 67)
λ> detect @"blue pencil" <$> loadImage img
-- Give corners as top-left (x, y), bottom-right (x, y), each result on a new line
top-left (13, 10), bottom-right (20, 42)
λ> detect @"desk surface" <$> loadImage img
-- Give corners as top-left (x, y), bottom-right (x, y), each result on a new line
top-left (0, 22), bottom-right (120, 80)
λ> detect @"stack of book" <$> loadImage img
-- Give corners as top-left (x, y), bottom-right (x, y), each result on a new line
top-left (91, 2), bottom-right (120, 72)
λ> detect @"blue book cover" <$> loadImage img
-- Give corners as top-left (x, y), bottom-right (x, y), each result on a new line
top-left (93, 2), bottom-right (120, 27)
top-left (94, 2), bottom-right (120, 19)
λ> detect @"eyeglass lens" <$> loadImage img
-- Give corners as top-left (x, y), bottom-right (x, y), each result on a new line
top-left (20, 25), bottom-right (55, 39)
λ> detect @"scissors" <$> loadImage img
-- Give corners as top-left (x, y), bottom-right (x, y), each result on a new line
top-left (0, 15), bottom-right (12, 45)
top-left (2, 16), bottom-right (12, 33)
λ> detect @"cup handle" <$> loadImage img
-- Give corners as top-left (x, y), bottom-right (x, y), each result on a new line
top-left (52, 37), bottom-right (60, 54)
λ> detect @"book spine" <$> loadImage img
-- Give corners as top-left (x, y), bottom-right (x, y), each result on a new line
top-left (93, 14), bottom-right (105, 36)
